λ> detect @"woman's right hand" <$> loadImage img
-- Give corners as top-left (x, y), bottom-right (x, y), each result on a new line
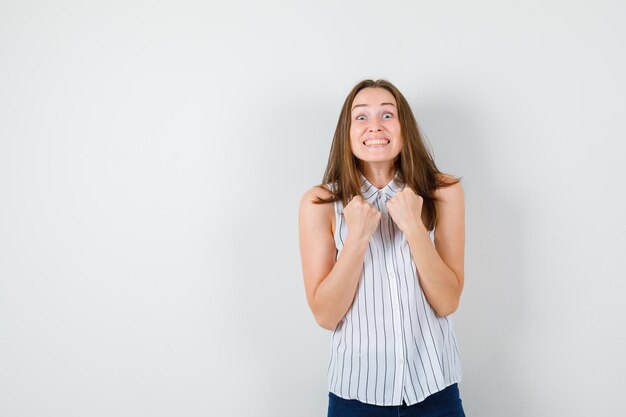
top-left (343, 195), bottom-right (381, 244)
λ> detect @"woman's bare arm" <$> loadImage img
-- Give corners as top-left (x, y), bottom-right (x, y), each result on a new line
top-left (405, 178), bottom-right (465, 316)
top-left (298, 186), bottom-right (370, 330)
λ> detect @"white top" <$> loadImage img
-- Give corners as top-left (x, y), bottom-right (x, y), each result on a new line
top-left (325, 169), bottom-right (462, 406)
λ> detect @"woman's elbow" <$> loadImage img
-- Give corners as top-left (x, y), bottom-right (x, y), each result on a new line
top-left (314, 313), bottom-right (339, 331)
top-left (434, 298), bottom-right (460, 317)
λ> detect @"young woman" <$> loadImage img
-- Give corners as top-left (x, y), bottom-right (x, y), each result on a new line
top-left (298, 79), bottom-right (466, 417)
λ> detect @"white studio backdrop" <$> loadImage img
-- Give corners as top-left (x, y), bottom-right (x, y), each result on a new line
top-left (1, 1), bottom-right (625, 416)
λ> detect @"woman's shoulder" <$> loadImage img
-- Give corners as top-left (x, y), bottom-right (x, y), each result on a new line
top-left (434, 173), bottom-right (463, 200)
top-left (436, 172), bottom-right (461, 185)
top-left (298, 183), bottom-right (336, 235)
top-left (299, 183), bottom-right (334, 207)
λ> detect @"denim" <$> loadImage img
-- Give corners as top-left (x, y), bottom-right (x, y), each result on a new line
top-left (327, 383), bottom-right (465, 417)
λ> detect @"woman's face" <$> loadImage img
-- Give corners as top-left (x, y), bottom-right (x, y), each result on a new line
top-left (349, 87), bottom-right (403, 166)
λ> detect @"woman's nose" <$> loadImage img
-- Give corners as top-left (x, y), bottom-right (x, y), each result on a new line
top-left (368, 122), bottom-right (383, 132)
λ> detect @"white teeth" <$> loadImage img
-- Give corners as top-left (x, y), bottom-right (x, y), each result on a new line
top-left (364, 139), bottom-right (389, 146)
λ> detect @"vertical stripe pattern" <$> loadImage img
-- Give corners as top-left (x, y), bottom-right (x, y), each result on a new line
top-left (326, 170), bottom-right (462, 406)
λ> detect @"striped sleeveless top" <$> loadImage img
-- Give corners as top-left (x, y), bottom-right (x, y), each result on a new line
top-left (325, 169), bottom-right (462, 406)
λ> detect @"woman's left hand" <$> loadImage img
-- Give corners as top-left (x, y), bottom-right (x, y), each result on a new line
top-left (386, 187), bottom-right (427, 235)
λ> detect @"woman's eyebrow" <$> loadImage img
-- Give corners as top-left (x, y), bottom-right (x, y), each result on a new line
top-left (351, 102), bottom-right (397, 111)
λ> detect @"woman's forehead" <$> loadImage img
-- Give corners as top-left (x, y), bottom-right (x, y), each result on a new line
top-left (352, 88), bottom-right (397, 108)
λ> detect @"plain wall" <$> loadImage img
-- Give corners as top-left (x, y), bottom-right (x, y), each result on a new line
top-left (1, 1), bottom-right (625, 416)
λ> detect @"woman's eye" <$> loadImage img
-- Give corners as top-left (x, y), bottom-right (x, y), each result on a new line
top-left (356, 115), bottom-right (365, 121)
top-left (383, 113), bottom-right (393, 119)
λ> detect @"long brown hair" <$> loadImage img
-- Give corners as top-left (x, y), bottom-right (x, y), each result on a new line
top-left (314, 78), bottom-right (462, 232)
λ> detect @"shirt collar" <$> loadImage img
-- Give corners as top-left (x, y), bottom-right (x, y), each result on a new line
top-left (358, 169), bottom-right (404, 203)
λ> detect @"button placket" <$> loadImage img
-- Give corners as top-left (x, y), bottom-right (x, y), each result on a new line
top-left (380, 199), bottom-right (405, 389)
top-left (368, 181), bottom-right (407, 405)
top-left (385, 192), bottom-right (406, 393)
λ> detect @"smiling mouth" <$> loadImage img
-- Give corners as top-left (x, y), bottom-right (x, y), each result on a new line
top-left (363, 139), bottom-right (390, 147)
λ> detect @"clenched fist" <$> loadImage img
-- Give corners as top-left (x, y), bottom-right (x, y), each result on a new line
top-left (343, 195), bottom-right (381, 244)
top-left (386, 187), bottom-right (427, 235)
